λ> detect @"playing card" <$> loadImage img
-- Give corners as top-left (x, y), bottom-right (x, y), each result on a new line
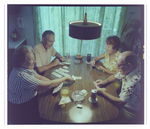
top-left (55, 69), bottom-right (71, 77)
top-left (52, 72), bottom-right (63, 78)
top-left (63, 66), bottom-right (69, 69)
top-left (72, 75), bottom-right (82, 80)
top-left (59, 62), bottom-right (65, 65)
top-left (76, 76), bottom-right (82, 79)
top-left (60, 72), bottom-right (71, 77)
top-left (53, 82), bottom-right (63, 93)
top-left (59, 68), bottom-right (69, 73)
top-left (93, 81), bottom-right (98, 88)
top-left (62, 61), bottom-right (71, 65)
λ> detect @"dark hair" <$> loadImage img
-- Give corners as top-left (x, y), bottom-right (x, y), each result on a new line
top-left (125, 53), bottom-right (138, 68)
top-left (106, 36), bottom-right (121, 51)
top-left (12, 45), bottom-right (32, 68)
top-left (42, 30), bottom-right (55, 39)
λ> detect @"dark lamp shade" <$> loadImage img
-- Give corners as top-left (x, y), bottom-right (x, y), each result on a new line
top-left (69, 21), bottom-right (102, 40)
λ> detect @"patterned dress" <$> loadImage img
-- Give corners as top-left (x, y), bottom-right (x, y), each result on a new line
top-left (103, 51), bottom-right (121, 90)
top-left (103, 50), bottom-right (121, 71)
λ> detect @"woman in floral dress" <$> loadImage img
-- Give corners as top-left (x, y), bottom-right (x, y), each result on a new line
top-left (91, 36), bottom-right (121, 91)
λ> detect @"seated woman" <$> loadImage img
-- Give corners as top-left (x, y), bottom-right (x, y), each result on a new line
top-left (91, 36), bottom-right (121, 91)
top-left (8, 45), bottom-right (74, 124)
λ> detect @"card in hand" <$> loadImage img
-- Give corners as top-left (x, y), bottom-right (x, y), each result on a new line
top-left (53, 83), bottom-right (63, 94)
top-left (63, 66), bottom-right (69, 69)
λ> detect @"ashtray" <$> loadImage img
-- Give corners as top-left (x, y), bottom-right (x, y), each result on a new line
top-left (71, 91), bottom-right (85, 104)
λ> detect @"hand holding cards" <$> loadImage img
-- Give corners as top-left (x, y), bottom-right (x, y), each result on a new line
top-left (93, 81), bottom-right (106, 91)
top-left (53, 82), bottom-right (63, 94)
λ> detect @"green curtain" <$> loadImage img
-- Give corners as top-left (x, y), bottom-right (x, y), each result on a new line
top-left (32, 6), bottom-right (126, 59)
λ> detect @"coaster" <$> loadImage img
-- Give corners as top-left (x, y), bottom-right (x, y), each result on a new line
top-left (89, 97), bottom-right (98, 103)
top-left (86, 61), bottom-right (91, 64)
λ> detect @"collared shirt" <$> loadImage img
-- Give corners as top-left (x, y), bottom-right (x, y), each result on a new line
top-left (8, 67), bottom-right (41, 104)
top-left (103, 50), bottom-right (121, 71)
top-left (34, 42), bottom-right (57, 67)
top-left (115, 66), bottom-right (141, 111)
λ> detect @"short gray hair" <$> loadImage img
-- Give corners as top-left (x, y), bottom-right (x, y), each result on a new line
top-left (42, 30), bottom-right (55, 39)
top-left (12, 45), bottom-right (33, 68)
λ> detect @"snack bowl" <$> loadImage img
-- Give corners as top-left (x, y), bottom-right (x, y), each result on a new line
top-left (71, 90), bottom-right (85, 104)
top-left (75, 54), bottom-right (84, 59)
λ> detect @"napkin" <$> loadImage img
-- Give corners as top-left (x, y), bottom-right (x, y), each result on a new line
top-left (59, 97), bottom-right (71, 105)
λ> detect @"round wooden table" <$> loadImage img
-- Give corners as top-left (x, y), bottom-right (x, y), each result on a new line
top-left (38, 56), bottom-right (118, 123)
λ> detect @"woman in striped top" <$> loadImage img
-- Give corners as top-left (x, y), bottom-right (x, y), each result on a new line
top-left (8, 45), bottom-right (74, 124)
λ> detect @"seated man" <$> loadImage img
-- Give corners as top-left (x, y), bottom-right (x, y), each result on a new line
top-left (34, 30), bottom-right (65, 75)
top-left (95, 51), bottom-right (141, 123)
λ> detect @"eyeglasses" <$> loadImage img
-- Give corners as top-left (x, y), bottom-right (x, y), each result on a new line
top-left (117, 63), bottom-right (128, 67)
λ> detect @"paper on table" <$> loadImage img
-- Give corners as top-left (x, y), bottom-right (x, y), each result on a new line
top-left (59, 97), bottom-right (71, 105)
top-left (93, 81), bottom-right (106, 91)
top-left (53, 83), bottom-right (63, 94)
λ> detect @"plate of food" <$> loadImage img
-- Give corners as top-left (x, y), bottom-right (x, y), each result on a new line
top-left (75, 54), bottom-right (84, 59)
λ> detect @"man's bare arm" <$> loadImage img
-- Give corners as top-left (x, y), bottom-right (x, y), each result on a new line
top-left (37, 58), bottom-right (60, 73)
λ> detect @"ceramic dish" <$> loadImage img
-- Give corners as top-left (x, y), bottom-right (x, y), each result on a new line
top-left (75, 55), bottom-right (84, 59)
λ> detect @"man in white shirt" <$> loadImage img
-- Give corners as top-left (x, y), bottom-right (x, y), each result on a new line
top-left (95, 51), bottom-right (141, 123)
top-left (34, 30), bottom-right (65, 75)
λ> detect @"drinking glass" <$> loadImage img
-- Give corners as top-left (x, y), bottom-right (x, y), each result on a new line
top-left (60, 87), bottom-right (70, 107)
top-left (87, 54), bottom-right (91, 63)
top-left (66, 53), bottom-right (70, 61)
top-left (60, 87), bottom-right (69, 98)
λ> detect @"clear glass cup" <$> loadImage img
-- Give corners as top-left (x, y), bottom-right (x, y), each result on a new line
top-left (71, 91), bottom-right (84, 104)
top-left (66, 53), bottom-right (70, 61)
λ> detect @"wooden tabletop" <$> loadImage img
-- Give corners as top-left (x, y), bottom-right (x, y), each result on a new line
top-left (38, 56), bottom-right (118, 123)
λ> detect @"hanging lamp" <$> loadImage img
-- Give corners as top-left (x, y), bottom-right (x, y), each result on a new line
top-left (69, 8), bottom-right (102, 40)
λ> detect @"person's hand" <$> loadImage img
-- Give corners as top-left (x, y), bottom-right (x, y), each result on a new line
top-left (52, 58), bottom-right (60, 66)
top-left (65, 76), bottom-right (74, 82)
top-left (59, 56), bottom-right (66, 61)
top-left (96, 79), bottom-right (107, 87)
top-left (96, 87), bottom-right (105, 94)
top-left (91, 60), bottom-right (96, 66)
